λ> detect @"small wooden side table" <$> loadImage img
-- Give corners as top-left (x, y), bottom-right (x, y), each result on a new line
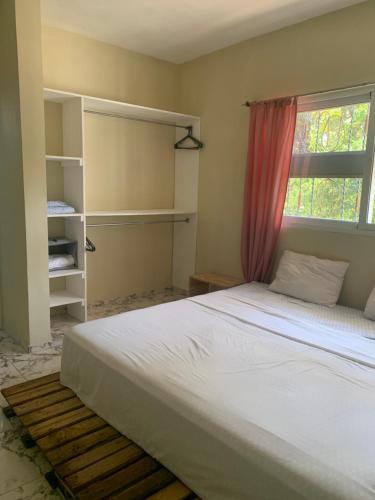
top-left (189, 272), bottom-right (244, 296)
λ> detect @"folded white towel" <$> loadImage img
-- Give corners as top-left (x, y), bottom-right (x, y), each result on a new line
top-left (48, 200), bottom-right (70, 207)
top-left (49, 254), bottom-right (75, 271)
top-left (47, 200), bottom-right (76, 214)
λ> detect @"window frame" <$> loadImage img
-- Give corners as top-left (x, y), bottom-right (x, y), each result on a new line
top-left (283, 85), bottom-right (375, 233)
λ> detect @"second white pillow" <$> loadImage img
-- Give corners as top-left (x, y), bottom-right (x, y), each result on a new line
top-left (269, 250), bottom-right (349, 307)
top-left (364, 286), bottom-right (375, 320)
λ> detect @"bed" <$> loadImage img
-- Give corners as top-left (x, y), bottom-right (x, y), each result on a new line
top-left (61, 283), bottom-right (375, 499)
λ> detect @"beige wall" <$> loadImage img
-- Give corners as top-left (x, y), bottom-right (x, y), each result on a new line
top-left (0, 0), bottom-right (50, 347)
top-left (85, 115), bottom-right (175, 211)
top-left (179, 1), bottom-right (375, 309)
top-left (84, 115), bottom-right (175, 301)
top-left (42, 25), bottom-right (179, 111)
top-left (0, 0), bottom-right (29, 341)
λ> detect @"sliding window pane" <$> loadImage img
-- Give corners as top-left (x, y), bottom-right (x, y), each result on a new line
top-left (293, 103), bottom-right (370, 154)
top-left (284, 178), bottom-right (362, 222)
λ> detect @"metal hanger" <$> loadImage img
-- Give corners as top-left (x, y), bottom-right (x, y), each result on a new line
top-left (174, 126), bottom-right (203, 150)
top-left (85, 237), bottom-right (96, 252)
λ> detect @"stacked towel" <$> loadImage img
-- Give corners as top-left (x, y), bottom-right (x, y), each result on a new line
top-left (49, 254), bottom-right (75, 271)
top-left (48, 201), bottom-right (76, 215)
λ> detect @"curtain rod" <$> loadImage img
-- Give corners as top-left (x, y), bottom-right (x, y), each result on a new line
top-left (85, 109), bottom-right (190, 130)
top-left (241, 81), bottom-right (374, 107)
top-left (86, 218), bottom-right (190, 228)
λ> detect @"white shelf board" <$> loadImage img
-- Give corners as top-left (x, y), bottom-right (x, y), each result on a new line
top-left (86, 209), bottom-right (195, 217)
top-left (43, 88), bottom-right (199, 127)
top-left (49, 269), bottom-right (84, 279)
top-left (47, 213), bottom-right (84, 219)
top-left (50, 290), bottom-right (84, 308)
top-left (46, 155), bottom-right (83, 167)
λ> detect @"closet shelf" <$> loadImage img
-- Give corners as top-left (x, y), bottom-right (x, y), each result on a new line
top-left (49, 269), bottom-right (84, 279)
top-left (50, 290), bottom-right (84, 308)
top-left (44, 88), bottom-right (199, 126)
top-left (86, 209), bottom-right (195, 217)
top-left (46, 155), bottom-right (83, 167)
top-left (47, 213), bottom-right (84, 219)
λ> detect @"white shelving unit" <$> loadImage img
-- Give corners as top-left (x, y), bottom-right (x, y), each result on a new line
top-left (44, 87), bottom-right (200, 325)
top-left (45, 93), bottom-right (87, 322)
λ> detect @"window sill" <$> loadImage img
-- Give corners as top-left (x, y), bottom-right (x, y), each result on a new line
top-left (282, 216), bottom-right (375, 237)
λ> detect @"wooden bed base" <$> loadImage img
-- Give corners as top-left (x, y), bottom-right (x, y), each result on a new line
top-left (1, 373), bottom-right (197, 500)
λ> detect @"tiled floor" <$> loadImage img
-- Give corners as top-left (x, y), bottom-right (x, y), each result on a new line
top-left (0, 287), bottom-right (187, 499)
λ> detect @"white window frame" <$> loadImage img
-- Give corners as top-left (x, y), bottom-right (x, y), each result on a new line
top-left (283, 84), bottom-right (375, 234)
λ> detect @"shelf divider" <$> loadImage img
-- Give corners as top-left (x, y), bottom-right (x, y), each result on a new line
top-left (46, 155), bottom-right (83, 167)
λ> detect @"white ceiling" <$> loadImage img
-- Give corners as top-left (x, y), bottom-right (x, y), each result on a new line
top-left (41, 0), bottom-right (364, 63)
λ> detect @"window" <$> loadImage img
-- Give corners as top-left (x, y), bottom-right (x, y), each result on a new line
top-left (283, 87), bottom-right (375, 231)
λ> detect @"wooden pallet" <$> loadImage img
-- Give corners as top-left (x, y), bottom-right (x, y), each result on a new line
top-left (1, 373), bottom-right (197, 500)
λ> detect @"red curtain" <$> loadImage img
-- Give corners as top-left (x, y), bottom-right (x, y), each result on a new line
top-left (241, 97), bottom-right (297, 283)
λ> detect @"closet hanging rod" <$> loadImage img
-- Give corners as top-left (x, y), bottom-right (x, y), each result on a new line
top-left (85, 109), bottom-right (191, 130)
top-left (86, 218), bottom-right (190, 228)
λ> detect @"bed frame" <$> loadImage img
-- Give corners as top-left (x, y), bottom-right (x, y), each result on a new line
top-left (1, 373), bottom-right (197, 499)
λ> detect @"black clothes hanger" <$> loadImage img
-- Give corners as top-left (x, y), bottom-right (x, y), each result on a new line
top-left (174, 126), bottom-right (204, 150)
top-left (85, 237), bottom-right (96, 252)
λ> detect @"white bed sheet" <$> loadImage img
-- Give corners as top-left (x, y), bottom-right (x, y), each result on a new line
top-left (61, 283), bottom-right (375, 499)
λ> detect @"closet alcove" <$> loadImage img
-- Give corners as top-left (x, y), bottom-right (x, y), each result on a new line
top-left (44, 89), bottom-right (200, 325)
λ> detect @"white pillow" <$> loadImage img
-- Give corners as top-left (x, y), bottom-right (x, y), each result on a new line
top-left (364, 286), bottom-right (375, 320)
top-left (269, 250), bottom-right (349, 307)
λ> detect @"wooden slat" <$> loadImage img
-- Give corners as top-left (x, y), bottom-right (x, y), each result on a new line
top-left (37, 416), bottom-right (107, 451)
top-left (13, 388), bottom-right (75, 417)
top-left (65, 444), bottom-right (145, 491)
top-left (57, 435), bottom-right (131, 478)
top-left (77, 456), bottom-right (160, 500)
top-left (29, 406), bottom-right (93, 440)
top-left (147, 481), bottom-right (193, 500)
top-left (20, 397), bottom-right (83, 427)
top-left (46, 426), bottom-right (119, 466)
top-left (111, 468), bottom-right (175, 500)
top-left (6, 381), bottom-right (65, 406)
top-left (1, 372), bottom-right (60, 398)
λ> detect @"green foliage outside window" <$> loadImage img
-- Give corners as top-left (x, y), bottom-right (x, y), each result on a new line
top-left (293, 103), bottom-right (370, 154)
top-left (284, 178), bottom-right (362, 222)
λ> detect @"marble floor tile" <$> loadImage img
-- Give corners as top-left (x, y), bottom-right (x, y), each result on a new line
top-left (0, 362), bottom-right (25, 392)
top-left (10, 355), bottom-right (61, 382)
top-left (0, 287), bottom-right (187, 499)
top-left (0, 438), bottom-right (51, 496)
top-left (0, 478), bottom-right (62, 499)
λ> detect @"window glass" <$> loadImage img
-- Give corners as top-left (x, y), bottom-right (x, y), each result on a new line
top-left (284, 178), bottom-right (362, 222)
top-left (293, 103), bottom-right (370, 154)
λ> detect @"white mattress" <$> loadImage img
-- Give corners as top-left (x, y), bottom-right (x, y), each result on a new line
top-left (61, 283), bottom-right (375, 499)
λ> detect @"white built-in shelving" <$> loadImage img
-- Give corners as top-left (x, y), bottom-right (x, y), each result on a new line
top-left (44, 87), bottom-right (200, 325)
top-left (45, 90), bottom-right (86, 321)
